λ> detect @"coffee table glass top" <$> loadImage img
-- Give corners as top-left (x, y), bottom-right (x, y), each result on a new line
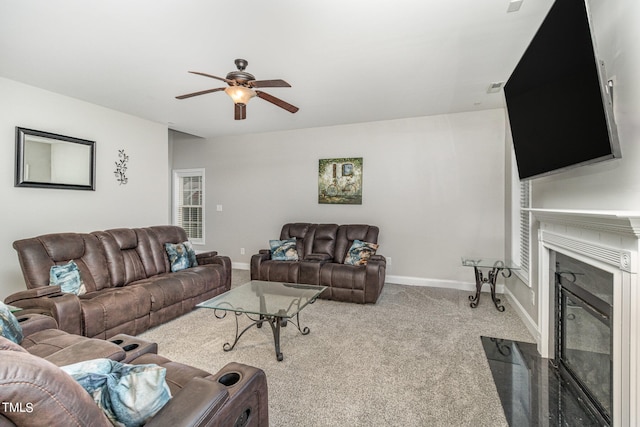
top-left (197, 280), bottom-right (327, 319)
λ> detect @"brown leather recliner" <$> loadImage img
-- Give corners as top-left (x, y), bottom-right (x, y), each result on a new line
top-left (251, 223), bottom-right (386, 303)
top-left (6, 226), bottom-right (231, 339)
top-left (0, 315), bottom-right (269, 426)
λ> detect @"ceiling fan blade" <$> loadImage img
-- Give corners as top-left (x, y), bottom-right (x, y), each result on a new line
top-left (255, 90), bottom-right (299, 113)
top-left (175, 87), bottom-right (225, 99)
top-left (188, 71), bottom-right (234, 85)
top-left (249, 79), bottom-right (291, 88)
top-left (235, 103), bottom-right (247, 120)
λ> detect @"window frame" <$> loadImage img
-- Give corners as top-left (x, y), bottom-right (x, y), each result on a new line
top-left (172, 168), bottom-right (205, 245)
top-left (510, 149), bottom-right (531, 286)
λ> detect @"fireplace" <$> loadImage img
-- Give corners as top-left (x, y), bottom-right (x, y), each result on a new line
top-left (531, 209), bottom-right (640, 426)
top-left (553, 251), bottom-right (613, 424)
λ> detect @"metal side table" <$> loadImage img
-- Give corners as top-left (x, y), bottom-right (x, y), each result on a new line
top-left (461, 257), bottom-right (520, 312)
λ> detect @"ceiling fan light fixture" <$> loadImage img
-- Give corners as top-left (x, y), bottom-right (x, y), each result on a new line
top-left (225, 86), bottom-right (256, 104)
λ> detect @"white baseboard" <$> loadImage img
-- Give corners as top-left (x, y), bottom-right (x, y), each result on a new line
top-left (232, 262), bottom-right (250, 270)
top-left (503, 286), bottom-right (541, 343)
top-left (229, 265), bottom-right (540, 341)
top-left (385, 274), bottom-right (505, 294)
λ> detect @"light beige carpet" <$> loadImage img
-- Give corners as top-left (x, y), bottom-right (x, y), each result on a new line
top-left (140, 270), bottom-right (534, 426)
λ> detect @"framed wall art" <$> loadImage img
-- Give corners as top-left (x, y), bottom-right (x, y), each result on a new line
top-left (318, 157), bottom-right (363, 205)
top-left (15, 127), bottom-right (96, 191)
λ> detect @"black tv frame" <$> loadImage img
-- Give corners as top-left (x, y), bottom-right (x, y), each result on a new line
top-left (504, 0), bottom-right (621, 181)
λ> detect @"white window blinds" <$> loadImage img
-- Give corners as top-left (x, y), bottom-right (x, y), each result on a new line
top-left (519, 180), bottom-right (531, 275)
top-left (173, 169), bottom-right (204, 244)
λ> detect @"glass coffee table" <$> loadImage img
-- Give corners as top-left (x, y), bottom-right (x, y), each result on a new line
top-left (197, 280), bottom-right (327, 361)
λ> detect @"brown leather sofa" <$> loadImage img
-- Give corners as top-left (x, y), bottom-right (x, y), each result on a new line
top-left (0, 314), bottom-right (269, 426)
top-left (6, 226), bottom-right (231, 339)
top-left (251, 223), bottom-right (386, 303)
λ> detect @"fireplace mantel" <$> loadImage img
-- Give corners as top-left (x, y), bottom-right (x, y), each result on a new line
top-left (531, 208), bottom-right (640, 426)
top-left (527, 208), bottom-right (640, 237)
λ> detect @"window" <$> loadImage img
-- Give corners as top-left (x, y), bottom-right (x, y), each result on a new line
top-left (510, 148), bottom-right (531, 285)
top-left (173, 169), bottom-right (204, 244)
top-left (518, 180), bottom-right (531, 278)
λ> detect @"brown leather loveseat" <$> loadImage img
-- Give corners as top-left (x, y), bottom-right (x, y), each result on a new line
top-left (6, 226), bottom-right (231, 339)
top-left (251, 223), bottom-right (386, 303)
top-left (0, 314), bottom-right (268, 426)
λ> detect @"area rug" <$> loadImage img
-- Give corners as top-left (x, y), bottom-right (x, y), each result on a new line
top-left (140, 271), bottom-right (535, 426)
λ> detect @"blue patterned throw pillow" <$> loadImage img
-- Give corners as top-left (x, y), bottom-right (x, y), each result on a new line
top-left (61, 358), bottom-right (171, 427)
top-left (50, 260), bottom-right (86, 295)
top-left (344, 240), bottom-right (379, 265)
top-left (165, 241), bottom-right (198, 272)
top-left (0, 301), bottom-right (23, 344)
top-left (269, 239), bottom-right (299, 261)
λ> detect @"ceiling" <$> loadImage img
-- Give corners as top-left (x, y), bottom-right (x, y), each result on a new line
top-left (0, 0), bottom-right (553, 139)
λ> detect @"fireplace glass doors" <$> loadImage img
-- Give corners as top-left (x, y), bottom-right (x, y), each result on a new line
top-left (554, 251), bottom-right (613, 424)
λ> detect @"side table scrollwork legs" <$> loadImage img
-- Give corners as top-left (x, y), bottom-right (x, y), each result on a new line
top-left (468, 266), bottom-right (510, 312)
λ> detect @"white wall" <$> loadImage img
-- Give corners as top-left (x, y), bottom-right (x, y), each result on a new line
top-left (531, 0), bottom-right (640, 210)
top-left (0, 78), bottom-right (170, 299)
top-left (171, 109), bottom-right (506, 285)
top-left (504, 0), bottom-right (640, 333)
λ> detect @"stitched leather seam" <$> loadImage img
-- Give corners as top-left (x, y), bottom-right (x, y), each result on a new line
top-left (0, 381), bottom-right (85, 426)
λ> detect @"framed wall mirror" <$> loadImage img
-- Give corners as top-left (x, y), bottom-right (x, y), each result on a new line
top-left (15, 127), bottom-right (96, 190)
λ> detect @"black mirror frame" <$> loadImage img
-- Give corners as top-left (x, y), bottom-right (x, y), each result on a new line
top-left (15, 127), bottom-right (96, 191)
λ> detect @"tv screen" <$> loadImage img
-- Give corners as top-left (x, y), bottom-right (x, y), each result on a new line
top-left (504, 0), bottom-right (620, 180)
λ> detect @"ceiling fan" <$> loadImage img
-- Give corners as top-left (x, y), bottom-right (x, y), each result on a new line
top-left (176, 59), bottom-right (299, 120)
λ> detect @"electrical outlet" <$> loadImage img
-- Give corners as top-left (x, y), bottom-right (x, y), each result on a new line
top-left (387, 257), bottom-right (392, 268)
top-left (240, 248), bottom-right (245, 255)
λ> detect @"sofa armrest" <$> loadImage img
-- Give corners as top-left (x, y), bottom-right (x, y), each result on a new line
top-left (369, 254), bottom-right (386, 265)
top-left (5, 285), bottom-right (63, 303)
top-left (197, 254), bottom-right (232, 290)
top-left (15, 313), bottom-right (58, 337)
top-left (146, 377), bottom-right (229, 427)
top-left (4, 290), bottom-right (83, 336)
top-left (195, 250), bottom-right (218, 263)
top-left (250, 250), bottom-right (271, 280)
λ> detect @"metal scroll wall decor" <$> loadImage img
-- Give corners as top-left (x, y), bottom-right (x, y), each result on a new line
top-left (318, 157), bottom-right (363, 205)
top-left (114, 149), bottom-right (129, 185)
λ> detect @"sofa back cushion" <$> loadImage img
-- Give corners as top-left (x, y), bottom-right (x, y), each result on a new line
top-left (93, 226), bottom-right (189, 287)
top-left (280, 223), bottom-right (314, 260)
top-left (93, 229), bottom-right (149, 287)
top-left (144, 225), bottom-right (190, 274)
top-left (333, 225), bottom-right (380, 264)
top-left (0, 342), bottom-right (112, 427)
top-left (311, 224), bottom-right (339, 259)
top-left (13, 233), bottom-right (111, 292)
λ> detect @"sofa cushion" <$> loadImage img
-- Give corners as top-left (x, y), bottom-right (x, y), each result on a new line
top-left (257, 260), bottom-right (300, 284)
top-left (12, 233), bottom-right (111, 292)
top-left (269, 239), bottom-right (299, 261)
top-left (344, 240), bottom-right (379, 266)
top-left (93, 229), bottom-right (149, 287)
top-left (80, 287), bottom-right (152, 338)
top-left (333, 225), bottom-right (380, 264)
top-left (0, 301), bottom-right (23, 344)
top-left (280, 223), bottom-right (314, 259)
top-left (50, 260), bottom-right (87, 295)
top-left (165, 241), bottom-right (197, 272)
top-left (0, 348), bottom-right (113, 426)
top-left (61, 358), bottom-right (171, 427)
top-left (21, 329), bottom-right (126, 364)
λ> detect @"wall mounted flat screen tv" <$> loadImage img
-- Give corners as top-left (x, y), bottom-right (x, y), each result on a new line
top-left (504, 0), bottom-right (620, 180)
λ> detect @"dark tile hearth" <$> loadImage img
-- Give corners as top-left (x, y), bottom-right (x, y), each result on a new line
top-left (481, 336), bottom-right (604, 427)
